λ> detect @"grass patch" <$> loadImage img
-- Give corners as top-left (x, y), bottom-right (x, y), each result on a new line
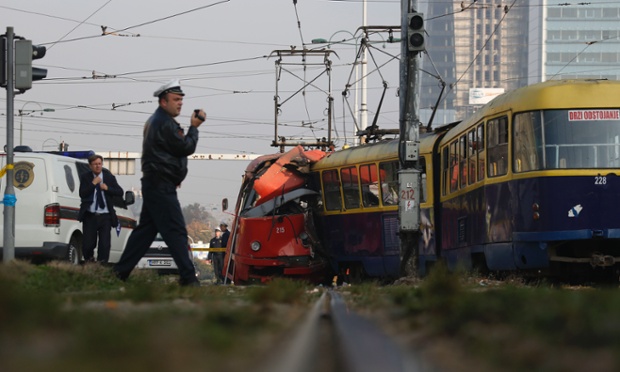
top-left (376, 264), bottom-right (620, 371)
top-left (0, 260), bottom-right (311, 372)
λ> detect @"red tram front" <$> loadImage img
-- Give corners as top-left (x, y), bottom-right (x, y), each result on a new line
top-left (223, 146), bottom-right (329, 284)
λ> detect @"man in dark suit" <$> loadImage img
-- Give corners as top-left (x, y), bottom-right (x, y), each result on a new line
top-left (78, 154), bottom-right (124, 264)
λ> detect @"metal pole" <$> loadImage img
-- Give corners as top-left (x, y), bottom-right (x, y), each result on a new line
top-left (398, 1), bottom-right (421, 277)
top-left (360, 0), bottom-right (368, 131)
top-left (4, 26), bottom-right (16, 262)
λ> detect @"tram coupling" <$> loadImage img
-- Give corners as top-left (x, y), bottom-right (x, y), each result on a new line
top-left (590, 253), bottom-right (616, 268)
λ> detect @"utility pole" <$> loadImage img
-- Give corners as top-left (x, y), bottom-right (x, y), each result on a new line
top-left (2, 27), bottom-right (16, 262)
top-left (398, 0), bottom-right (423, 276)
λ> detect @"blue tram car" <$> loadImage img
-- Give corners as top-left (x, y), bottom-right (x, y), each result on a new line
top-left (312, 79), bottom-right (620, 279)
top-left (435, 79), bottom-right (620, 277)
top-left (311, 140), bottom-right (403, 281)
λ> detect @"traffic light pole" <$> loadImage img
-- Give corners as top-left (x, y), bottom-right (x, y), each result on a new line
top-left (3, 26), bottom-right (16, 262)
top-left (398, 0), bottom-right (421, 276)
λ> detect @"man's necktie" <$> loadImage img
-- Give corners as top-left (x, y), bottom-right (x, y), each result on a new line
top-left (96, 183), bottom-right (105, 209)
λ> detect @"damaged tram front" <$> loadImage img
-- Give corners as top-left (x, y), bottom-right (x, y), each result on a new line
top-left (222, 146), bottom-right (330, 284)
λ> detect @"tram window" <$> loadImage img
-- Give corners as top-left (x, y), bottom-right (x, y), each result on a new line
top-left (487, 116), bottom-right (508, 177)
top-left (322, 170), bottom-right (342, 211)
top-left (420, 156), bottom-right (427, 203)
top-left (340, 166), bottom-right (361, 209)
top-left (379, 161), bottom-right (399, 205)
top-left (450, 141), bottom-right (459, 191)
top-left (542, 109), bottom-right (620, 169)
top-left (459, 135), bottom-right (467, 188)
top-left (442, 146), bottom-right (449, 196)
top-left (360, 164), bottom-right (380, 208)
top-left (513, 112), bottom-right (543, 172)
top-left (468, 129), bottom-right (476, 184)
top-left (477, 124), bottom-right (485, 181)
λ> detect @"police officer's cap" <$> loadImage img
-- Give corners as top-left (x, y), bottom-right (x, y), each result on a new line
top-left (215, 227), bottom-right (221, 232)
top-left (219, 221), bottom-right (228, 227)
top-left (154, 79), bottom-right (185, 98)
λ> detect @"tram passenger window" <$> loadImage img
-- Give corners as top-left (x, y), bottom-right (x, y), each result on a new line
top-left (322, 170), bottom-right (342, 211)
top-left (450, 141), bottom-right (459, 191)
top-left (513, 112), bottom-right (543, 172)
top-left (442, 147), bottom-right (449, 196)
top-left (477, 124), bottom-right (485, 181)
top-left (420, 156), bottom-right (427, 203)
top-left (459, 135), bottom-right (467, 188)
top-left (468, 129), bottom-right (476, 185)
top-left (341, 167), bottom-right (360, 209)
top-left (487, 116), bottom-right (508, 177)
top-left (379, 161), bottom-right (399, 206)
top-left (360, 164), bottom-right (380, 208)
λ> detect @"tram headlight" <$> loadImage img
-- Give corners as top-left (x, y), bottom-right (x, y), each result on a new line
top-left (251, 241), bottom-right (261, 252)
top-left (299, 232), bottom-right (310, 247)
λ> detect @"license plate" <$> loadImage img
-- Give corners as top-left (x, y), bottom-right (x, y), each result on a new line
top-left (148, 259), bottom-right (172, 267)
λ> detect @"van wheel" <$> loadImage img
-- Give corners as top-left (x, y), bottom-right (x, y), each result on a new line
top-left (67, 236), bottom-right (82, 265)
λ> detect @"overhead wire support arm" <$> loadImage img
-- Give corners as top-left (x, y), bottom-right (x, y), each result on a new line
top-left (269, 49), bottom-right (336, 152)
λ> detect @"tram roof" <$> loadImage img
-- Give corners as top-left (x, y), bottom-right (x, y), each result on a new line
top-left (443, 79), bottom-right (620, 143)
top-left (312, 130), bottom-right (446, 170)
top-left (313, 139), bottom-right (399, 169)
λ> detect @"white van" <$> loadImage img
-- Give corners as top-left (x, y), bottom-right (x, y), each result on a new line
top-left (0, 148), bottom-right (137, 264)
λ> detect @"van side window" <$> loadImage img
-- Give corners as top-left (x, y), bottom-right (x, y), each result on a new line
top-left (76, 163), bottom-right (90, 176)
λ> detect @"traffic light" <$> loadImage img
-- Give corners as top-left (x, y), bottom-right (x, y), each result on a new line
top-left (407, 12), bottom-right (425, 52)
top-left (15, 39), bottom-right (47, 91)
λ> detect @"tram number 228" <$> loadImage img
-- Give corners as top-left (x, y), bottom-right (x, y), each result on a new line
top-left (595, 176), bottom-right (607, 185)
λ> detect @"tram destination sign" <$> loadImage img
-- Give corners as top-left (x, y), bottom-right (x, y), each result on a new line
top-left (568, 109), bottom-right (620, 121)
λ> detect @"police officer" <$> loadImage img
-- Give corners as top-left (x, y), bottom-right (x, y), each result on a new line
top-left (113, 79), bottom-right (206, 286)
top-left (219, 221), bottom-right (230, 248)
top-left (208, 227), bottom-right (225, 284)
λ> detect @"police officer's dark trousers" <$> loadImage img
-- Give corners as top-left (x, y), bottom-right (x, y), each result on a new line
top-left (114, 178), bottom-right (197, 284)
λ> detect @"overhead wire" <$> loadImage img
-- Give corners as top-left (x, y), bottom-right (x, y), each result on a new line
top-left (46, 0), bottom-right (112, 51)
top-left (34, 0), bottom-right (231, 46)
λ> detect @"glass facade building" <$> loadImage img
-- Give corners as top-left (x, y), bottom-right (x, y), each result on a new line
top-left (419, 1), bottom-right (620, 126)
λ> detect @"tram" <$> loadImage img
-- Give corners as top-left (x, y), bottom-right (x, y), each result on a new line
top-left (222, 146), bottom-right (330, 284)
top-left (311, 79), bottom-right (620, 279)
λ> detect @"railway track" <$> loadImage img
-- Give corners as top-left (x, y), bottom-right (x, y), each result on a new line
top-left (259, 289), bottom-right (433, 372)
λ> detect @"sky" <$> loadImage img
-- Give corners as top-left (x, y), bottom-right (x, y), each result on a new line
top-left (1, 0), bottom-right (404, 215)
